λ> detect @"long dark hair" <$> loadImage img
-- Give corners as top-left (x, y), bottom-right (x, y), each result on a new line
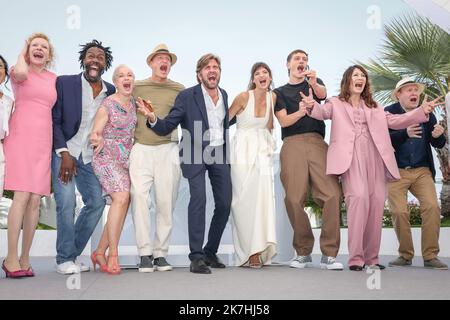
top-left (248, 62), bottom-right (273, 91)
top-left (338, 65), bottom-right (377, 109)
top-left (0, 54), bottom-right (9, 89)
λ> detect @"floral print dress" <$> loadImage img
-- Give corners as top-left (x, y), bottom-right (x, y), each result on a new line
top-left (93, 96), bottom-right (137, 196)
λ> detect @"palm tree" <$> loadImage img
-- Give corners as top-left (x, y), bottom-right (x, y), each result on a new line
top-left (360, 14), bottom-right (450, 216)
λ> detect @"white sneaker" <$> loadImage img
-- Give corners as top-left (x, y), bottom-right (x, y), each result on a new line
top-left (75, 261), bottom-right (90, 272)
top-left (320, 256), bottom-right (343, 270)
top-left (289, 255), bottom-right (313, 269)
top-left (56, 261), bottom-right (80, 275)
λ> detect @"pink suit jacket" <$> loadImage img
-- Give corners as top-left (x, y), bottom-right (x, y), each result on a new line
top-left (309, 97), bottom-right (429, 182)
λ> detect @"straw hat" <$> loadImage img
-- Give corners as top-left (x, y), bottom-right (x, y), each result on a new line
top-left (146, 43), bottom-right (177, 66)
top-left (391, 77), bottom-right (425, 101)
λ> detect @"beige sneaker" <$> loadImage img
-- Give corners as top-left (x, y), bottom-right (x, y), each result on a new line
top-left (388, 256), bottom-right (412, 267)
top-left (424, 258), bottom-right (448, 270)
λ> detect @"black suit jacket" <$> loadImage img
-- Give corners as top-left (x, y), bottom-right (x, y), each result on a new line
top-left (150, 84), bottom-right (230, 179)
top-left (385, 102), bottom-right (446, 181)
top-left (52, 73), bottom-right (116, 150)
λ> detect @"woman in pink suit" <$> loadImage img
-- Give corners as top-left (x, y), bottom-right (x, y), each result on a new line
top-left (302, 65), bottom-right (442, 271)
top-left (2, 33), bottom-right (57, 278)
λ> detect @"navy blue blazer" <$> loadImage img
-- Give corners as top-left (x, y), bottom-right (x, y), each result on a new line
top-left (149, 84), bottom-right (230, 179)
top-left (52, 73), bottom-right (115, 150)
top-left (385, 102), bottom-right (446, 181)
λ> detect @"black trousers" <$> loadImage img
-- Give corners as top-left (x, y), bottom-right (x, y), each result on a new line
top-left (187, 161), bottom-right (232, 261)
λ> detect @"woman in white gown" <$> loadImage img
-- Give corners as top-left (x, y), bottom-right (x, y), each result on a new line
top-left (229, 62), bottom-right (277, 268)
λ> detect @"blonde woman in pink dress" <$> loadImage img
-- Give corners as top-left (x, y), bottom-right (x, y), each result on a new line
top-left (2, 33), bottom-right (57, 278)
top-left (90, 65), bottom-right (137, 275)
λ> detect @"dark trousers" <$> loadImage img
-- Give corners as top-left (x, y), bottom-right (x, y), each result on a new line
top-left (187, 162), bottom-right (232, 261)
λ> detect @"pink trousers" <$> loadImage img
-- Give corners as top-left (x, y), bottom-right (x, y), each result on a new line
top-left (341, 127), bottom-right (386, 267)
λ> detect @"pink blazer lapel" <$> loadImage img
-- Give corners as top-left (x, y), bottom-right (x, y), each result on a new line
top-left (344, 103), bottom-right (356, 126)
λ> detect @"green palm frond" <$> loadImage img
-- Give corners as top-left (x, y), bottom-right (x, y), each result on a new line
top-left (382, 15), bottom-right (450, 79)
top-left (359, 14), bottom-right (450, 106)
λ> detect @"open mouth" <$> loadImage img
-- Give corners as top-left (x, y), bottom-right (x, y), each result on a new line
top-left (259, 80), bottom-right (267, 86)
top-left (87, 64), bottom-right (101, 77)
top-left (355, 83), bottom-right (364, 89)
top-left (33, 52), bottom-right (44, 59)
top-left (297, 65), bottom-right (305, 72)
top-left (208, 75), bottom-right (217, 82)
top-left (123, 83), bottom-right (131, 90)
top-left (160, 65), bottom-right (168, 72)
top-left (410, 97), bottom-right (418, 103)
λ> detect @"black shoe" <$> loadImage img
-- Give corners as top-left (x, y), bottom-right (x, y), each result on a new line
top-left (349, 265), bottom-right (364, 271)
top-left (153, 257), bottom-right (173, 272)
top-left (363, 264), bottom-right (386, 270)
top-left (190, 259), bottom-right (211, 274)
top-left (138, 255), bottom-right (154, 273)
top-left (205, 254), bottom-right (226, 268)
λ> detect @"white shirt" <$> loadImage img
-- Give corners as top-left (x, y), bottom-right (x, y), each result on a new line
top-left (0, 92), bottom-right (14, 140)
top-left (56, 75), bottom-right (108, 163)
top-left (201, 84), bottom-right (225, 147)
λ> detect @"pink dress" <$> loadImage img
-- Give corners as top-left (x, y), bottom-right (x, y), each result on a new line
top-left (3, 69), bottom-right (57, 196)
top-left (92, 96), bottom-right (137, 195)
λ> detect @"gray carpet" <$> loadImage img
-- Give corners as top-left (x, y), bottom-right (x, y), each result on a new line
top-left (0, 255), bottom-right (449, 300)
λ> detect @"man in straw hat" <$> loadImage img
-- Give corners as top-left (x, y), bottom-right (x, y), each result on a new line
top-left (385, 77), bottom-right (447, 270)
top-left (130, 43), bottom-right (184, 273)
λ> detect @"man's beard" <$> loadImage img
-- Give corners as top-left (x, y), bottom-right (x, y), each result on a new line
top-left (83, 63), bottom-right (105, 83)
top-left (201, 75), bottom-right (220, 90)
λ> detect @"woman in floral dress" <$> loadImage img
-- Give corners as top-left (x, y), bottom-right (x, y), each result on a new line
top-left (90, 65), bottom-right (137, 275)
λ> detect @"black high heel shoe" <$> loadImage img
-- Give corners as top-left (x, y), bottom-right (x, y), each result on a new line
top-left (349, 265), bottom-right (364, 271)
top-left (363, 264), bottom-right (386, 270)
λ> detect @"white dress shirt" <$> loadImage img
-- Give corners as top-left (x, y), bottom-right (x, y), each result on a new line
top-left (149, 85), bottom-right (226, 147)
top-left (201, 84), bottom-right (225, 147)
top-left (56, 75), bottom-right (108, 164)
top-left (0, 92), bottom-right (14, 140)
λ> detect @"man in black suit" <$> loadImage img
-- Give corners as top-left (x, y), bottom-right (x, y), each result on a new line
top-left (137, 53), bottom-right (232, 274)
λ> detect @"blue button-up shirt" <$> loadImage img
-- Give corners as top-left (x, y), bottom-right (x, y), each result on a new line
top-left (396, 124), bottom-right (429, 169)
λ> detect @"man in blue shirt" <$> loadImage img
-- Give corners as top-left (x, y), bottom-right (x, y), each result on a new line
top-left (385, 78), bottom-right (447, 270)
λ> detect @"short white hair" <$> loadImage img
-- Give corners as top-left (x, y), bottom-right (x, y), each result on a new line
top-left (112, 64), bottom-right (135, 82)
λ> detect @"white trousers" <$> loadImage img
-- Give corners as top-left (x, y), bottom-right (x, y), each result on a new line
top-left (130, 142), bottom-right (181, 257)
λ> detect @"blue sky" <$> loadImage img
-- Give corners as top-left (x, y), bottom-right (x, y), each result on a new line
top-left (1, 0), bottom-right (412, 95)
top-left (0, 0), bottom-right (416, 144)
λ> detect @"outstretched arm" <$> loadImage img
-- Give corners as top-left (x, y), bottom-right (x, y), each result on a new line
top-left (137, 93), bottom-right (186, 136)
top-left (301, 88), bottom-right (333, 120)
top-left (386, 95), bottom-right (443, 130)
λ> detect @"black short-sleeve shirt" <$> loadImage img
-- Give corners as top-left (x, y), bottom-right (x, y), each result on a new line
top-left (274, 79), bottom-right (326, 140)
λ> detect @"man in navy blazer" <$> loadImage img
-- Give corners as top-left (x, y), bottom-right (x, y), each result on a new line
top-left (385, 78), bottom-right (447, 270)
top-left (138, 53), bottom-right (232, 274)
top-left (52, 40), bottom-right (115, 275)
